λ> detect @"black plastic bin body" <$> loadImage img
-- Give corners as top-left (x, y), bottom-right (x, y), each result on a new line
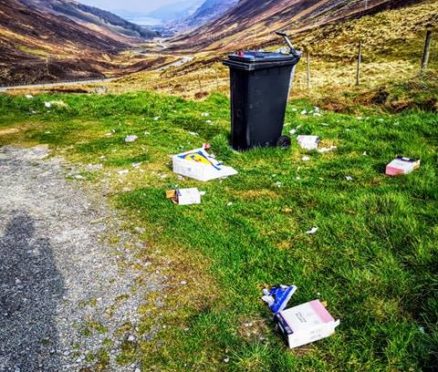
top-left (223, 51), bottom-right (300, 150)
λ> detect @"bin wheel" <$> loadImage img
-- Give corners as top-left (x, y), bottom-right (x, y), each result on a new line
top-left (277, 135), bottom-right (291, 149)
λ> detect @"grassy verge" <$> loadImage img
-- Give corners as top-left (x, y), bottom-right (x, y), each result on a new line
top-left (0, 91), bottom-right (436, 370)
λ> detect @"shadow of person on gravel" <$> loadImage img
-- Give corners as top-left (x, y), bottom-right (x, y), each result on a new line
top-left (0, 211), bottom-right (64, 371)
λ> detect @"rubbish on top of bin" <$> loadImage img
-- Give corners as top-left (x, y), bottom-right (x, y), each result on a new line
top-left (166, 188), bottom-right (201, 205)
top-left (172, 148), bottom-right (237, 182)
top-left (297, 135), bottom-right (320, 150)
top-left (275, 299), bottom-right (340, 349)
top-left (261, 285), bottom-right (297, 314)
top-left (385, 157), bottom-right (420, 176)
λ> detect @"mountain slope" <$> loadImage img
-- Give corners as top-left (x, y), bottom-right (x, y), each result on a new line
top-left (181, 0), bottom-right (238, 29)
top-left (172, 0), bottom-right (422, 51)
top-left (22, 0), bottom-right (158, 42)
top-left (0, 0), bottom-right (128, 84)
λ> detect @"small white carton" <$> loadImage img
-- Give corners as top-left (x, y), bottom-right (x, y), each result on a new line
top-left (297, 135), bottom-right (320, 150)
top-left (386, 157), bottom-right (420, 176)
top-left (275, 299), bottom-right (340, 349)
top-left (172, 148), bottom-right (237, 182)
top-left (166, 188), bottom-right (201, 205)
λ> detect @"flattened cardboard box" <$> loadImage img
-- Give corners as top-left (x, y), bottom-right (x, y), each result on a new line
top-left (166, 188), bottom-right (201, 205)
top-left (172, 148), bottom-right (237, 182)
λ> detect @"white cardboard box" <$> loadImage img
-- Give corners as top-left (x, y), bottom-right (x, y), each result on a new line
top-left (385, 157), bottom-right (420, 176)
top-left (275, 299), bottom-right (340, 349)
top-left (172, 148), bottom-right (237, 182)
top-left (297, 135), bottom-right (320, 150)
top-left (166, 188), bottom-right (201, 205)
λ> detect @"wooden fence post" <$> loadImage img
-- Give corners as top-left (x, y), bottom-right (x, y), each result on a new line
top-left (355, 41), bottom-right (362, 86)
top-left (306, 51), bottom-right (311, 90)
top-left (421, 30), bottom-right (432, 73)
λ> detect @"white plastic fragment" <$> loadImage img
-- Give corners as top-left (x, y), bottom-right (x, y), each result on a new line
top-left (317, 146), bottom-right (337, 154)
top-left (125, 135), bottom-right (138, 143)
top-left (345, 176), bottom-right (353, 181)
top-left (306, 227), bottom-right (318, 235)
top-left (302, 156), bottom-right (310, 161)
top-left (25, 94), bottom-right (33, 99)
top-left (297, 135), bottom-right (320, 150)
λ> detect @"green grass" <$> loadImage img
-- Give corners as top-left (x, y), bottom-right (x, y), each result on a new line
top-left (0, 90), bottom-right (437, 370)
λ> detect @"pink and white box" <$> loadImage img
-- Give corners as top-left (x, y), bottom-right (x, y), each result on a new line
top-left (385, 157), bottom-right (420, 176)
top-left (275, 299), bottom-right (340, 349)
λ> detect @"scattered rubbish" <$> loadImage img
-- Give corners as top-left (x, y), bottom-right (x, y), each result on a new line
top-left (105, 132), bottom-right (113, 137)
top-left (289, 129), bottom-right (297, 135)
top-left (386, 157), bottom-right (420, 176)
top-left (166, 188), bottom-right (202, 205)
top-left (227, 202), bottom-right (233, 206)
top-left (262, 285), bottom-right (297, 314)
top-left (154, 116), bottom-right (160, 121)
top-left (291, 108), bottom-right (297, 112)
top-left (125, 135), bottom-right (138, 143)
top-left (206, 120), bottom-right (212, 124)
top-left (44, 100), bottom-right (68, 108)
top-left (362, 151), bottom-right (367, 156)
top-left (25, 94), bottom-right (33, 99)
top-left (188, 131), bottom-right (199, 136)
top-left (94, 86), bottom-right (108, 95)
top-left (144, 131), bottom-right (150, 135)
top-left (321, 123), bottom-right (329, 127)
top-left (302, 156), bottom-right (310, 162)
top-left (132, 162), bottom-right (142, 168)
top-left (297, 135), bottom-right (320, 151)
top-left (275, 299), bottom-right (340, 349)
top-left (345, 176), bottom-right (353, 181)
top-left (317, 146), bottom-right (337, 154)
top-left (172, 148), bottom-right (238, 182)
top-left (223, 357), bottom-right (230, 363)
top-left (313, 112), bottom-right (322, 117)
top-left (306, 227), bottom-right (318, 235)
top-left (275, 181), bottom-right (282, 188)
top-left (201, 112), bottom-right (210, 117)
top-left (300, 110), bottom-right (307, 115)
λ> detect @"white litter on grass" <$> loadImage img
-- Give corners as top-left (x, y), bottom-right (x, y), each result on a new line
top-left (132, 162), bottom-right (142, 168)
top-left (302, 156), bottom-right (311, 161)
top-left (206, 120), bottom-right (212, 124)
top-left (362, 151), bottom-right (367, 156)
top-left (201, 112), bottom-right (210, 117)
top-left (144, 131), bottom-right (150, 135)
top-left (275, 181), bottom-right (282, 188)
top-left (296, 176), bottom-right (301, 180)
top-left (291, 108), bottom-right (297, 112)
top-left (227, 202), bottom-right (233, 206)
top-left (104, 133), bottom-right (113, 137)
top-left (317, 146), bottom-right (337, 154)
top-left (300, 110), bottom-right (307, 115)
top-left (313, 112), bottom-right (322, 117)
top-left (188, 131), bottom-right (199, 136)
top-left (199, 191), bottom-right (206, 196)
top-left (298, 135), bottom-right (320, 150)
top-left (321, 123), bottom-right (329, 127)
top-left (290, 129), bottom-right (297, 135)
top-left (125, 135), bottom-right (138, 143)
top-left (25, 94), bottom-right (33, 99)
top-left (306, 227), bottom-right (319, 235)
top-left (345, 176), bottom-right (353, 181)
top-left (154, 116), bottom-right (160, 121)
top-left (44, 102), bottom-right (52, 108)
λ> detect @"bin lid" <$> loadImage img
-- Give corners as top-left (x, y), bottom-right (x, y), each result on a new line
top-left (223, 51), bottom-right (300, 71)
top-left (228, 51), bottom-right (296, 63)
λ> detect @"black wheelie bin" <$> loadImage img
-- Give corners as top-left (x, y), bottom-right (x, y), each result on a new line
top-left (223, 33), bottom-right (301, 151)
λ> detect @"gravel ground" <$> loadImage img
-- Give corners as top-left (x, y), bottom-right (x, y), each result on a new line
top-left (0, 145), bottom-right (162, 371)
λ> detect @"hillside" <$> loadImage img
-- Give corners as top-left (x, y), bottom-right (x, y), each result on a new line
top-left (0, 0), bottom-right (163, 85)
top-left (23, 0), bottom-right (158, 41)
top-left (179, 0), bottom-right (238, 30)
top-left (172, 0), bottom-right (422, 51)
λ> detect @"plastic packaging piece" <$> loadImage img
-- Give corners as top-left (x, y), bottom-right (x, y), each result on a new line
top-left (172, 148), bottom-right (237, 182)
top-left (297, 135), bottom-right (320, 150)
top-left (261, 285), bottom-right (297, 314)
top-left (275, 300), bottom-right (340, 349)
top-left (125, 135), bottom-right (138, 143)
top-left (386, 157), bottom-right (420, 176)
